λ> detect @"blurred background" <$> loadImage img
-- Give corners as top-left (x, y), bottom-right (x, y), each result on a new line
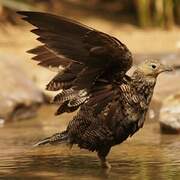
top-left (0, 0), bottom-right (180, 179)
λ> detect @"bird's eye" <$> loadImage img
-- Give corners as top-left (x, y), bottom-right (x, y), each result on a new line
top-left (151, 64), bottom-right (156, 69)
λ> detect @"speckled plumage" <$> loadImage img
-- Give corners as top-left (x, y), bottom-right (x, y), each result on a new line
top-left (19, 11), bottom-right (172, 168)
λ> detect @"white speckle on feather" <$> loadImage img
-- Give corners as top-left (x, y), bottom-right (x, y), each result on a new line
top-left (48, 65), bottom-right (64, 72)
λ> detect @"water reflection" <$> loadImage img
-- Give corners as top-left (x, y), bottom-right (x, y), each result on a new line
top-left (0, 106), bottom-right (180, 180)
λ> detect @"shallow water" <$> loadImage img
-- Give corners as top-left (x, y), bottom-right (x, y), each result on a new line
top-left (0, 106), bottom-right (180, 180)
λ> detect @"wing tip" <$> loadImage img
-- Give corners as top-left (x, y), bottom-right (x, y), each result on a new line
top-left (17, 11), bottom-right (35, 18)
top-left (17, 11), bottom-right (28, 16)
top-left (26, 49), bottom-right (34, 54)
top-left (17, 11), bottom-right (46, 22)
top-left (17, 11), bottom-right (32, 23)
top-left (17, 11), bottom-right (53, 18)
top-left (17, 11), bottom-right (38, 16)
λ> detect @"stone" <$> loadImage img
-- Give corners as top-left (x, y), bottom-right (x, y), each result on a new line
top-left (0, 58), bottom-right (44, 123)
top-left (159, 92), bottom-right (180, 134)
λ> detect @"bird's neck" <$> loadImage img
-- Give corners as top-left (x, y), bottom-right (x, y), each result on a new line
top-left (131, 70), bottom-right (156, 105)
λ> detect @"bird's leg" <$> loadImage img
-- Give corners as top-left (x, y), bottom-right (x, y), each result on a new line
top-left (97, 148), bottom-right (111, 169)
top-left (66, 142), bottom-right (73, 156)
top-left (67, 142), bottom-right (73, 150)
top-left (98, 154), bottom-right (111, 169)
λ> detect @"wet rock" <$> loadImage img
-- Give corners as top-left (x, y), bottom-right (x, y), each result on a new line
top-left (0, 58), bottom-right (44, 123)
top-left (159, 92), bottom-right (180, 134)
top-left (147, 98), bottom-right (162, 122)
top-left (154, 71), bottom-right (180, 100)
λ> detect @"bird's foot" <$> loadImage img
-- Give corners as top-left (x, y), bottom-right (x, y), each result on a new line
top-left (101, 161), bottom-right (111, 169)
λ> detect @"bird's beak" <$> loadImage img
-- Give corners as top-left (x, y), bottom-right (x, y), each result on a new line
top-left (159, 64), bottom-right (174, 73)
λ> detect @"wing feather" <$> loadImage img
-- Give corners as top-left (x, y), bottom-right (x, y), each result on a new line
top-left (18, 11), bottom-right (133, 115)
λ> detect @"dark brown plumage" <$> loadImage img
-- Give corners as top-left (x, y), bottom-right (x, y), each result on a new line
top-left (18, 11), bottom-right (172, 168)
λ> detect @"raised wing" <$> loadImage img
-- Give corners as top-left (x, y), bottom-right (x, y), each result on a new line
top-left (18, 11), bottom-right (133, 115)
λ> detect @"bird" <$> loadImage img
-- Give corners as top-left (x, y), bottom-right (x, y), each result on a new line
top-left (18, 11), bottom-right (172, 168)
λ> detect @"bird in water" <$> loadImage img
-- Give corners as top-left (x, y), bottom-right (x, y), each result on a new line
top-left (18, 11), bottom-right (172, 168)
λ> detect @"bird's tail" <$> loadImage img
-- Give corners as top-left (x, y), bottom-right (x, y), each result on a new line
top-left (33, 130), bottom-right (69, 147)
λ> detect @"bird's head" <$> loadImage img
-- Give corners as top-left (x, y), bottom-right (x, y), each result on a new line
top-left (137, 60), bottom-right (173, 78)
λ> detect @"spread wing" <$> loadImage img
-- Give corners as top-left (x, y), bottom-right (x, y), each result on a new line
top-left (18, 11), bottom-right (133, 115)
